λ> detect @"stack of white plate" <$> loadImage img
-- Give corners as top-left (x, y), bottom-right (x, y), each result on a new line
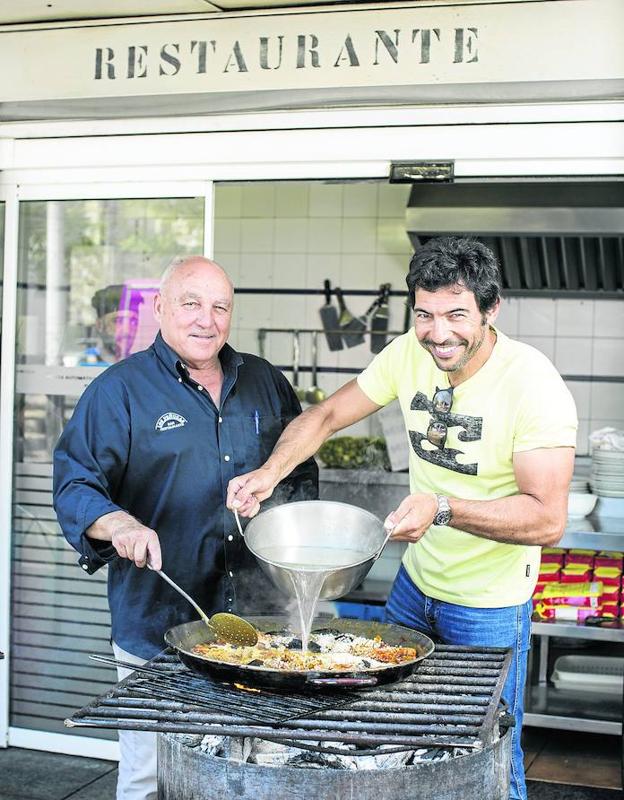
top-left (590, 449), bottom-right (624, 497)
top-left (570, 476), bottom-right (590, 494)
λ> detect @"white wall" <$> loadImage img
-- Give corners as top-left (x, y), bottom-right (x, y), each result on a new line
top-left (497, 296), bottom-right (624, 456)
top-left (215, 180), bottom-right (624, 455)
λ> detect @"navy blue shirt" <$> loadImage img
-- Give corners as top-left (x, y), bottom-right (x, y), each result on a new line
top-left (53, 333), bottom-right (318, 658)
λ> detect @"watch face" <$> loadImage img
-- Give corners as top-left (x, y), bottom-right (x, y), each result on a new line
top-left (434, 495), bottom-right (452, 526)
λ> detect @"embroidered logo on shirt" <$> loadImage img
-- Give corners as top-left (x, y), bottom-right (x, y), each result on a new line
top-left (155, 412), bottom-right (188, 431)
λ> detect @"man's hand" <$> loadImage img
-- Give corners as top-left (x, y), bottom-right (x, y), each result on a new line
top-left (86, 510), bottom-right (162, 569)
top-left (227, 465), bottom-right (281, 518)
top-left (383, 493), bottom-right (438, 544)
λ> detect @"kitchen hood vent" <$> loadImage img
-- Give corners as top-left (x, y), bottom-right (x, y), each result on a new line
top-left (406, 182), bottom-right (624, 295)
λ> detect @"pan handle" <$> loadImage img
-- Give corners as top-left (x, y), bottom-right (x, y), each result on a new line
top-left (306, 675), bottom-right (379, 686)
top-left (373, 520), bottom-right (397, 561)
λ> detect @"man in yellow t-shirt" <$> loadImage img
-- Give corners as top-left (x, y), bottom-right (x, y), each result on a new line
top-left (228, 237), bottom-right (577, 800)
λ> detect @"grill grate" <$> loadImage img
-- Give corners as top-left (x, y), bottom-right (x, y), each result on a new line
top-left (76, 653), bottom-right (358, 725)
top-left (66, 645), bottom-right (511, 753)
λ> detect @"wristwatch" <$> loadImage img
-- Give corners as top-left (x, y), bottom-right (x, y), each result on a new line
top-left (433, 494), bottom-right (452, 526)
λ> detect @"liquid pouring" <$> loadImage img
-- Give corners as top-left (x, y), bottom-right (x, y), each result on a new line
top-left (263, 546), bottom-right (370, 652)
top-left (238, 500), bottom-right (388, 650)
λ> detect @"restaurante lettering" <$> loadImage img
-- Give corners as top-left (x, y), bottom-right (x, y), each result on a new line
top-left (94, 27), bottom-right (479, 79)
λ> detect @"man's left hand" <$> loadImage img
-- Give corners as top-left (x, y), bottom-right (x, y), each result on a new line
top-left (384, 493), bottom-right (439, 543)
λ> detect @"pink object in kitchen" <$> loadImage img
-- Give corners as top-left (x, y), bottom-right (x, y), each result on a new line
top-left (595, 551), bottom-right (624, 570)
top-left (541, 548), bottom-right (565, 565)
top-left (564, 549), bottom-right (596, 567)
top-left (561, 564), bottom-right (593, 583)
top-left (594, 566), bottom-right (622, 586)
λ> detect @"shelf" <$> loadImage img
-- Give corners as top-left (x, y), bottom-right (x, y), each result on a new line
top-left (532, 621), bottom-right (624, 642)
top-left (525, 684), bottom-right (622, 735)
top-left (524, 712), bottom-right (621, 736)
top-left (560, 526), bottom-right (624, 548)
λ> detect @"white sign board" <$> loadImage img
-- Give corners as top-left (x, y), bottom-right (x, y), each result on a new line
top-left (1, 0), bottom-right (622, 105)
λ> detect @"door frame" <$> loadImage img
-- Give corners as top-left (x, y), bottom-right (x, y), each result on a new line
top-left (0, 108), bottom-right (623, 757)
top-left (0, 183), bottom-right (15, 751)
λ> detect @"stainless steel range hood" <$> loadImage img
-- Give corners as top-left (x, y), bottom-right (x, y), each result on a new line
top-left (405, 182), bottom-right (624, 295)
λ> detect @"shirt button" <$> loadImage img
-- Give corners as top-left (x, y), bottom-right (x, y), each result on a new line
top-left (229, 571), bottom-right (234, 578)
top-left (197, 385), bottom-right (203, 391)
top-left (227, 534), bottom-right (233, 541)
top-left (224, 455), bottom-right (230, 462)
top-left (228, 598), bottom-right (232, 603)
top-left (218, 416), bottom-right (223, 423)
top-left (81, 563), bottom-right (89, 571)
top-left (178, 377), bottom-right (182, 383)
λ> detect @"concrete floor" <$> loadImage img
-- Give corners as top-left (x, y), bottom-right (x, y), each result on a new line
top-left (0, 729), bottom-right (621, 800)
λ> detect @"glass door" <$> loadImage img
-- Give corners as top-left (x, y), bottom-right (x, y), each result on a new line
top-left (9, 195), bottom-right (205, 749)
top-left (0, 200), bottom-right (4, 322)
top-left (0, 197), bottom-right (6, 748)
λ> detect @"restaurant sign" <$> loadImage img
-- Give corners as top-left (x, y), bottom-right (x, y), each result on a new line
top-left (1, 0), bottom-right (623, 107)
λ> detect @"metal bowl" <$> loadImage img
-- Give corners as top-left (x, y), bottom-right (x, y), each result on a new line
top-left (243, 500), bottom-right (386, 601)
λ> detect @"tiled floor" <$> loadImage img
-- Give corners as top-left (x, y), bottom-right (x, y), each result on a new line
top-left (0, 748), bottom-right (117, 800)
top-left (524, 728), bottom-right (622, 791)
top-left (0, 729), bottom-right (621, 799)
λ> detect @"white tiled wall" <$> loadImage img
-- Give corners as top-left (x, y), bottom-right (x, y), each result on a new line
top-left (214, 181), bottom-right (624, 455)
top-left (502, 296), bottom-right (624, 454)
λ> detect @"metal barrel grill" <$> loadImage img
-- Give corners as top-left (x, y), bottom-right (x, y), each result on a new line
top-left (66, 639), bottom-right (514, 800)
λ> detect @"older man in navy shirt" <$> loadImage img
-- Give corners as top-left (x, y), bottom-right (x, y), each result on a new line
top-left (53, 256), bottom-right (318, 800)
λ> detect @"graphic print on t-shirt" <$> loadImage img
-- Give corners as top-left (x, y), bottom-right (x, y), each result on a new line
top-left (409, 390), bottom-right (483, 475)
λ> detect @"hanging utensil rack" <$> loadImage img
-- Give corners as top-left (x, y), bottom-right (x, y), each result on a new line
top-left (257, 328), bottom-right (406, 359)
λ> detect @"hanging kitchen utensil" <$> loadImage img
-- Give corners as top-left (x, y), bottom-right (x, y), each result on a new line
top-left (334, 287), bottom-right (365, 347)
top-left (291, 330), bottom-right (306, 402)
top-left (318, 279), bottom-right (344, 351)
top-left (370, 283), bottom-right (391, 354)
top-left (305, 330), bottom-right (327, 404)
top-left (148, 562), bottom-right (258, 646)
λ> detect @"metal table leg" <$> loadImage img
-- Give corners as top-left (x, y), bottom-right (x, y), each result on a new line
top-left (538, 635), bottom-right (549, 686)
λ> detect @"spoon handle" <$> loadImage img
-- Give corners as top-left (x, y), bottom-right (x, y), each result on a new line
top-left (149, 563), bottom-right (212, 627)
top-left (373, 526), bottom-right (395, 561)
top-left (233, 508), bottom-right (245, 537)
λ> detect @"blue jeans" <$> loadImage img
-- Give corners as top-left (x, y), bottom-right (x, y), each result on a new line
top-left (386, 564), bottom-right (532, 800)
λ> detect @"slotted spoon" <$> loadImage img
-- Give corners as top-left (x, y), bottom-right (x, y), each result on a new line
top-left (148, 562), bottom-right (258, 647)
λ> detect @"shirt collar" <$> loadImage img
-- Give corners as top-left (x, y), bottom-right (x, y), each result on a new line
top-left (152, 331), bottom-right (244, 380)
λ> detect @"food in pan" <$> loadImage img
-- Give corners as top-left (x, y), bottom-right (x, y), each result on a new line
top-left (191, 629), bottom-right (418, 671)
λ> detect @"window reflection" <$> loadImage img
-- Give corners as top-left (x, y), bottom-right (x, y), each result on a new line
top-left (0, 201), bottom-right (4, 323)
top-left (17, 198), bottom-right (203, 367)
top-left (15, 198), bottom-right (204, 461)
top-left (10, 197), bottom-right (204, 738)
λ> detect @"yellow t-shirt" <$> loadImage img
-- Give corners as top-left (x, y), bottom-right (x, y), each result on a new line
top-left (357, 327), bottom-right (578, 607)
